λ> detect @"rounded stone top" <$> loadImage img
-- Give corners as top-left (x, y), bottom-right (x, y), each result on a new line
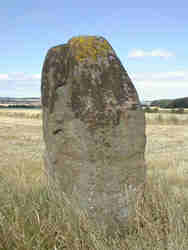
top-left (68, 36), bottom-right (114, 62)
top-left (41, 35), bottom-right (141, 119)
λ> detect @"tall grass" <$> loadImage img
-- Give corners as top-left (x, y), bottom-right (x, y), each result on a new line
top-left (0, 164), bottom-right (188, 249)
top-left (0, 109), bottom-right (188, 249)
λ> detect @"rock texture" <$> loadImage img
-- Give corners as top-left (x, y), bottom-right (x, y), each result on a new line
top-left (41, 36), bottom-right (146, 228)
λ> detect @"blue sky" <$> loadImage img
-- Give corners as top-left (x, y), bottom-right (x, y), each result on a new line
top-left (0, 0), bottom-right (188, 100)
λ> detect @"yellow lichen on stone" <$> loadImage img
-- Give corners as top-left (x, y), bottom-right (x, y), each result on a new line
top-left (68, 36), bottom-right (112, 62)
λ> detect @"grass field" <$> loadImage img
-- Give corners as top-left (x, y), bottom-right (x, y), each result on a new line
top-left (0, 109), bottom-right (188, 249)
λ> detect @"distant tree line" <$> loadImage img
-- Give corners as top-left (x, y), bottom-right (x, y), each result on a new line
top-left (0, 104), bottom-right (41, 109)
top-left (150, 97), bottom-right (188, 109)
top-left (143, 106), bottom-right (185, 114)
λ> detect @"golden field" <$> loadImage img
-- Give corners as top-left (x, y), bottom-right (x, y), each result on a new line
top-left (0, 109), bottom-right (188, 249)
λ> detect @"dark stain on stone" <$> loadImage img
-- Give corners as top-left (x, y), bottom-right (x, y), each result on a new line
top-left (53, 128), bottom-right (63, 135)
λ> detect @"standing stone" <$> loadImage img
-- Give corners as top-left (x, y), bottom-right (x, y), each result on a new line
top-left (41, 36), bottom-right (146, 228)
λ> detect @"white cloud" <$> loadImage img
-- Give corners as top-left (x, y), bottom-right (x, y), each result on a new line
top-left (0, 74), bottom-right (9, 80)
top-left (0, 73), bottom-right (41, 97)
top-left (130, 70), bottom-right (188, 84)
top-left (128, 49), bottom-right (175, 59)
top-left (129, 70), bottom-right (188, 100)
top-left (0, 73), bottom-right (41, 81)
top-left (0, 70), bottom-right (187, 100)
top-left (32, 74), bottom-right (41, 80)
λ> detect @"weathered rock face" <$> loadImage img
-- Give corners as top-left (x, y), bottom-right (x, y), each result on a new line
top-left (41, 36), bottom-right (146, 227)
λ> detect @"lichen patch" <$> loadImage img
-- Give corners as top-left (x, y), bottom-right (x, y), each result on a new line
top-left (68, 36), bottom-right (113, 62)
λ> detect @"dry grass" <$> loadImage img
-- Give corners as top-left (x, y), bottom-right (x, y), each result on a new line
top-left (1, 108), bottom-right (188, 125)
top-left (146, 113), bottom-right (188, 125)
top-left (0, 110), bottom-right (188, 249)
top-left (0, 108), bottom-right (41, 119)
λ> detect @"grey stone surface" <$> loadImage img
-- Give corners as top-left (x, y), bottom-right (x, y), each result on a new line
top-left (41, 36), bottom-right (146, 228)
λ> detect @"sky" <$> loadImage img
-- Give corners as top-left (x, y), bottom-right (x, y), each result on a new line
top-left (0, 1), bottom-right (188, 101)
